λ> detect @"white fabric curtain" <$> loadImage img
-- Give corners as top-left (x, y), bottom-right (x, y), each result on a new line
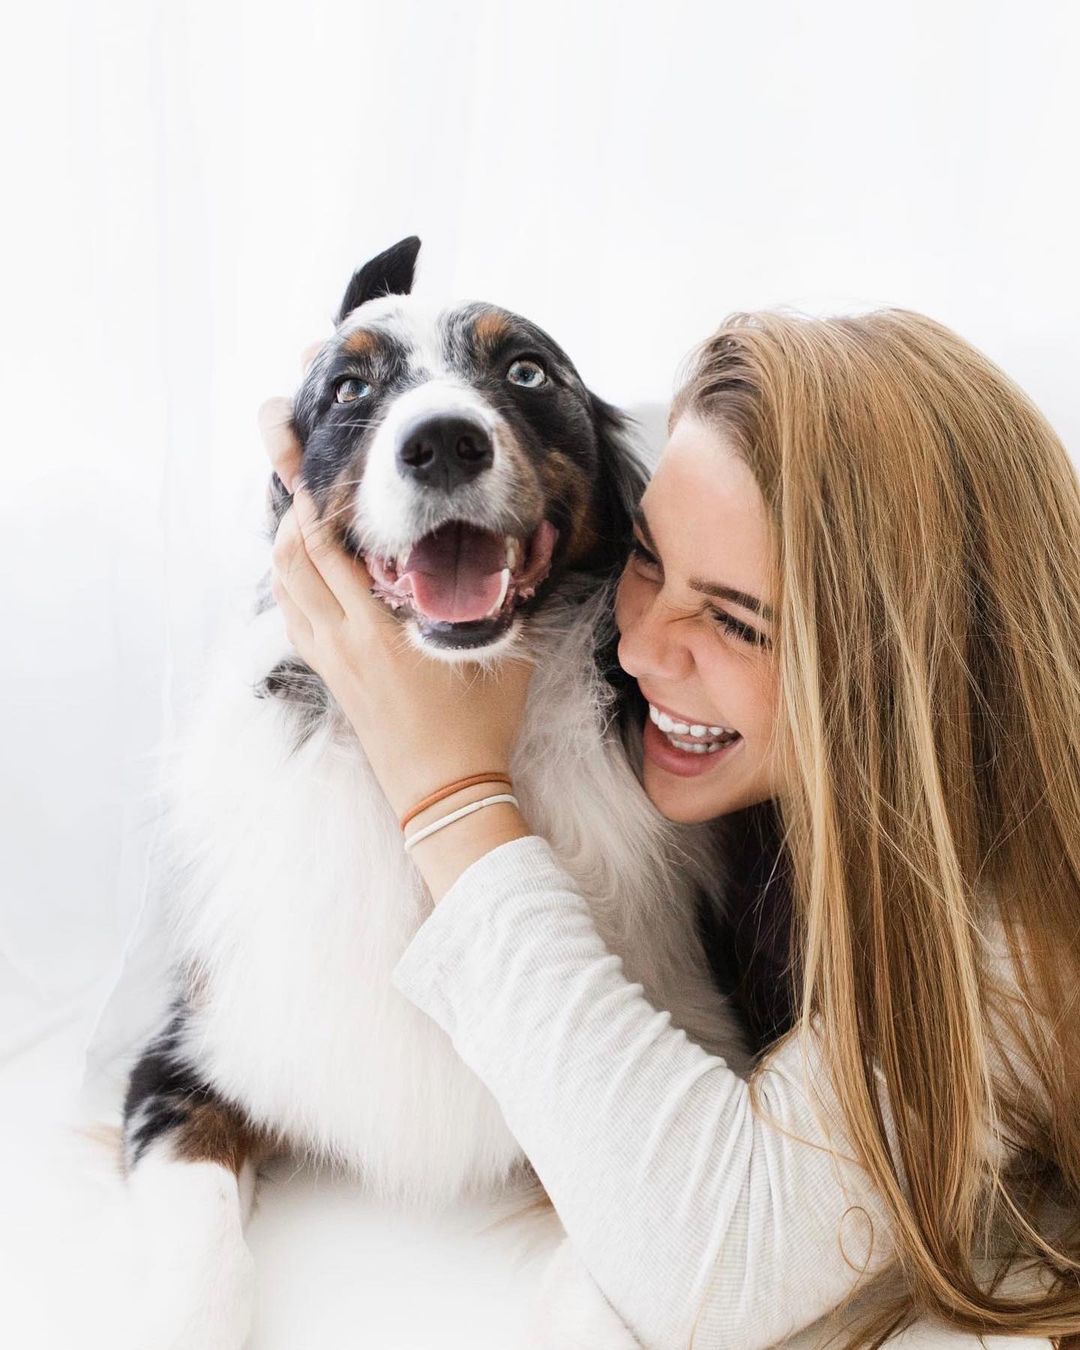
top-left (2, 0), bottom-right (1079, 1081)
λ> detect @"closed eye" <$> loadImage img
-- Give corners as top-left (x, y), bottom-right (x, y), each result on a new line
top-left (627, 537), bottom-right (769, 649)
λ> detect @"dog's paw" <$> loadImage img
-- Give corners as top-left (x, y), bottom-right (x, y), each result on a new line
top-left (526, 1236), bottom-right (643, 1350)
top-left (125, 1157), bottom-right (255, 1350)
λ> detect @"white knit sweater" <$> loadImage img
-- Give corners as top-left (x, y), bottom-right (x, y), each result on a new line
top-left (389, 833), bottom-right (1046, 1350)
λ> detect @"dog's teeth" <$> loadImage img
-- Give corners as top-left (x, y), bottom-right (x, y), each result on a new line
top-left (505, 536), bottom-right (520, 571)
top-left (487, 566), bottom-right (511, 617)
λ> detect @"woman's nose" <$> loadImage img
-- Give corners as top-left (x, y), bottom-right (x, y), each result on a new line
top-left (617, 591), bottom-right (694, 686)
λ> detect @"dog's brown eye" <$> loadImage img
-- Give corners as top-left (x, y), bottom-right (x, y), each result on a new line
top-left (335, 377), bottom-right (372, 404)
top-left (507, 359), bottom-right (546, 388)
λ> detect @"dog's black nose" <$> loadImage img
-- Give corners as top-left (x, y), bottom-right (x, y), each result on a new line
top-left (397, 416), bottom-right (494, 492)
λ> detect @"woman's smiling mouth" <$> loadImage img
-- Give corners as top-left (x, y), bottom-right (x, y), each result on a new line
top-left (642, 694), bottom-right (741, 748)
top-left (639, 693), bottom-right (744, 775)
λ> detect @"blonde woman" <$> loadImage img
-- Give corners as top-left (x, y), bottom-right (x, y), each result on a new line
top-left (264, 309), bottom-right (1080, 1348)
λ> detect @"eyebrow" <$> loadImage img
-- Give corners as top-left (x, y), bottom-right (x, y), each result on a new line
top-left (632, 506), bottom-right (776, 624)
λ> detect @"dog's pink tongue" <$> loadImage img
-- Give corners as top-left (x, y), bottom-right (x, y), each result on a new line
top-left (400, 522), bottom-right (506, 623)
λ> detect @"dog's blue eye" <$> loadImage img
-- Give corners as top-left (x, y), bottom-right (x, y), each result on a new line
top-left (335, 378), bottom-right (372, 404)
top-left (507, 359), bottom-right (547, 388)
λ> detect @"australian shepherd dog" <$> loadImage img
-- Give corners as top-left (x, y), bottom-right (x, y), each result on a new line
top-left (121, 237), bottom-right (749, 1348)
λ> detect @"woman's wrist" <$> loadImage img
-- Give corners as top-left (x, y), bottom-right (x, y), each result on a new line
top-left (401, 780), bottom-right (532, 903)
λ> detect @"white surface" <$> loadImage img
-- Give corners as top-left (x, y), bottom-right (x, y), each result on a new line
top-left (0, 1013), bottom-right (559, 1350)
top-left (0, 1014), bottom-right (1052, 1348)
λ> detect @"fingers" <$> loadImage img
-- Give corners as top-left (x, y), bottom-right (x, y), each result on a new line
top-left (258, 397), bottom-right (303, 494)
top-left (272, 489), bottom-right (393, 637)
top-left (271, 570), bottom-right (314, 650)
top-left (271, 496), bottom-right (346, 628)
top-left (291, 488), bottom-right (393, 623)
top-left (301, 340), bottom-right (324, 373)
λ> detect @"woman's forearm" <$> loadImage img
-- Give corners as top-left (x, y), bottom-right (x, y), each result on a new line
top-left (402, 786), bottom-right (533, 903)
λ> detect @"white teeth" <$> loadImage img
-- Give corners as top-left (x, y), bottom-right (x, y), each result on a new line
top-left (505, 536), bottom-right (520, 571)
top-left (667, 736), bottom-right (726, 754)
top-left (655, 711), bottom-right (690, 735)
top-left (648, 702), bottom-right (738, 739)
top-left (487, 566), bottom-right (511, 617)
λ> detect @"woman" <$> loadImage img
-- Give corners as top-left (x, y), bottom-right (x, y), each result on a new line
top-left (263, 307), bottom-right (1080, 1348)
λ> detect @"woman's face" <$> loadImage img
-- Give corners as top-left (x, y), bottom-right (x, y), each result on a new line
top-left (614, 412), bottom-right (784, 823)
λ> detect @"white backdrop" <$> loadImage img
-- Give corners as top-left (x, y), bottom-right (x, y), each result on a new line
top-left (0, 4), bottom-right (1076, 1346)
top-left (3, 0), bottom-right (1079, 1044)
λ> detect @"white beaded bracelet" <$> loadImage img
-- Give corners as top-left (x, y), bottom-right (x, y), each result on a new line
top-left (402, 793), bottom-right (519, 852)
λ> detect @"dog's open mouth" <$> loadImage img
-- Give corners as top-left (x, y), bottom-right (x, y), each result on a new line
top-left (364, 518), bottom-right (558, 641)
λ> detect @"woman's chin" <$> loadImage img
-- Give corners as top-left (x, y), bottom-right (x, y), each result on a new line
top-left (642, 764), bottom-right (723, 823)
top-left (642, 761), bottom-right (774, 824)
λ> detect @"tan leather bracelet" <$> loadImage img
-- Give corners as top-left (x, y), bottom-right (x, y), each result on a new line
top-left (399, 772), bottom-right (514, 831)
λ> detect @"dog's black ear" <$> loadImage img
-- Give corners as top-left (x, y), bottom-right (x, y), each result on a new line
top-left (589, 393), bottom-right (650, 570)
top-left (335, 236), bottom-right (422, 324)
top-left (585, 393), bottom-right (652, 723)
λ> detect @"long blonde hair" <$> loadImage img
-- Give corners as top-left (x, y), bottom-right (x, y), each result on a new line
top-left (672, 309), bottom-right (1080, 1345)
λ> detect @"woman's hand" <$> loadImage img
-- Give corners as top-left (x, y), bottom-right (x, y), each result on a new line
top-left (258, 397), bottom-right (535, 878)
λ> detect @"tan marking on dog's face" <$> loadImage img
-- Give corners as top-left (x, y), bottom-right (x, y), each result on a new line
top-left (541, 450), bottom-right (596, 564)
top-left (343, 327), bottom-right (379, 357)
top-left (473, 310), bottom-right (512, 352)
top-left (172, 1101), bottom-right (272, 1175)
top-left (493, 428), bottom-right (544, 522)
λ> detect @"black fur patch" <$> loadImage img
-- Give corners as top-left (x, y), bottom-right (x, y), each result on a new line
top-left (253, 654), bottom-right (334, 750)
top-left (697, 799), bottom-right (798, 1056)
top-left (290, 327), bottom-right (415, 502)
top-left (123, 1012), bottom-right (220, 1166)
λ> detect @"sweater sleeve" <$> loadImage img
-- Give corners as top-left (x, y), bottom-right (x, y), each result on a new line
top-left (390, 833), bottom-right (903, 1349)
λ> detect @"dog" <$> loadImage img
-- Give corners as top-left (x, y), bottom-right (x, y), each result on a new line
top-left (120, 237), bottom-right (751, 1348)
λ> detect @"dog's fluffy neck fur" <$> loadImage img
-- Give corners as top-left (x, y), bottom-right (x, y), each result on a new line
top-left (154, 573), bottom-right (747, 1208)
